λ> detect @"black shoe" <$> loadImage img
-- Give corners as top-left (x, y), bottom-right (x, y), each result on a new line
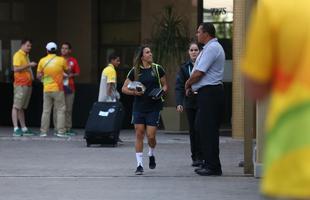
top-left (194, 161), bottom-right (206, 172)
top-left (149, 156), bottom-right (156, 169)
top-left (192, 160), bottom-right (203, 167)
top-left (194, 165), bottom-right (204, 172)
top-left (196, 167), bottom-right (222, 176)
top-left (135, 165), bottom-right (144, 175)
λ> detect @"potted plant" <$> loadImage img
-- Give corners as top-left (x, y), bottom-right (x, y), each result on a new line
top-left (151, 5), bottom-right (190, 131)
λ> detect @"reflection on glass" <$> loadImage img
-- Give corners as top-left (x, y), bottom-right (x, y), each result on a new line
top-left (203, 0), bottom-right (233, 22)
top-left (203, 0), bottom-right (233, 39)
top-left (12, 2), bottom-right (25, 22)
top-left (0, 3), bottom-right (10, 21)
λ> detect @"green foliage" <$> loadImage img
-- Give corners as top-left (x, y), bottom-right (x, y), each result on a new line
top-left (150, 5), bottom-right (190, 106)
top-left (151, 5), bottom-right (189, 70)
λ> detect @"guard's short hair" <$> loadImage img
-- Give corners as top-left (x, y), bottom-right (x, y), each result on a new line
top-left (200, 22), bottom-right (216, 37)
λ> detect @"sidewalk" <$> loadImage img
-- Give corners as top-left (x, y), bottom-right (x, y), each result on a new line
top-left (0, 127), bottom-right (260, 200)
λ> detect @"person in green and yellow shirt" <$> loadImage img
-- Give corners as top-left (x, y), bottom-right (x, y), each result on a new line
top-left (242, 0), bottom-right (310, 199)
top-left (37, 42), bottom-right (69, 137)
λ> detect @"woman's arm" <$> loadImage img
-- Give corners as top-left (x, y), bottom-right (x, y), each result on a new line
top-left (122, 78), bottom-right (143, 96)
top-left (175, 67), bottom-right (186, 106)
top-left (160, 75), bottom-right (168, 93)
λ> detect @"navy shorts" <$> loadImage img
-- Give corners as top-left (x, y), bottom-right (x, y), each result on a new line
top-left (132, 111), bottom-right (160, 127)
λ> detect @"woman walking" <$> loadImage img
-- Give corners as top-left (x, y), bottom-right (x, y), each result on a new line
top-left (122, 45), bottom-right (168, 175)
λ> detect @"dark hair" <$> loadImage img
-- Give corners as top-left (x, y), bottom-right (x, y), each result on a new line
top-left (200, 22), bottom-right (216, 38)
top-left (108, 52), bottom-right (120, 62)
top-left (47, 49), bottom-right (57, 54)
top-left (21, 38), bottom-right (32, 45)
top-left (61, 42), bottom-right (72, 49)
top-left (188, 41), bottom-right (199, 50)
top-left (133, 45), bottom-right (150, 80)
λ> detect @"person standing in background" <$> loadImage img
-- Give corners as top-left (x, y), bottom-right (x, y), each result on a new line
top-left (102, 53), bottom-right (120, 102)
top-left (101, 52), bottom-right (123, 143)
top-left (185, 23), bottom-right (225, 176)
top-left (11, 38), bottom-right (37, 136)
top-left (175, 42), bottom-right (202, 167)
top-left (53, 42), bottom-right (80, 136)
top-left (37, 42), bottom-right (68, 137)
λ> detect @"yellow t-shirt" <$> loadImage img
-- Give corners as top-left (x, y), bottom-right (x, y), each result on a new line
top-left (37, 54), bottom-right (67, 92)
top-left (13, 49), bottom-right (32, 86)
top-left (102, 64), bottom-right (116, 83)
top-left (242, 0), bottom-right (310, 198)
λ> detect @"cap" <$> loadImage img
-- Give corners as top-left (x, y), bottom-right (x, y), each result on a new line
top-left (46, 42), bottom-right (57, 51)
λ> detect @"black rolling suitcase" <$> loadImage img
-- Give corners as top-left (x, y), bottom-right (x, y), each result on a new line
top-left (84, 101), bottom-right (123, 147)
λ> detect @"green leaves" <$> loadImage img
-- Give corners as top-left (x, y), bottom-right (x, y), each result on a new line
top-left (151, 5), bottom-right (189, 70)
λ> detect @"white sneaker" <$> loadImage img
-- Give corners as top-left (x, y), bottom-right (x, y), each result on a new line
top-left (40, 133), bottom-right (47, 137)
top-left (56, 133), bottom-right (68, 138)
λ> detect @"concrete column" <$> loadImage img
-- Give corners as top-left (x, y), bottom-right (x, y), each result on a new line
top-left (233, 0), bottom-right (256, 174)
top-left (232, 0), bottom-right (246, 139)
top-left (255, 98), bottom-right (268, 177)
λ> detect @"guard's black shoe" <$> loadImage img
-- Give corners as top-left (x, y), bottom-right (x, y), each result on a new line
top-left (149, 156), bottom-right (156, 169)
top-left (135, 165), bottom-right (144, 175)
top-left (194, 165), bottom-right (204, 172)
top-left (192, 160), bottom-right (203, 167)
top-left (196, 167), bottom-right (222, 176)
top-left (194, 161), bottom-right (206, 172)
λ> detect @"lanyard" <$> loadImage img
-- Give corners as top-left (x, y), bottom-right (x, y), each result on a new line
top-left (188, 65), bottom-right (193, 76)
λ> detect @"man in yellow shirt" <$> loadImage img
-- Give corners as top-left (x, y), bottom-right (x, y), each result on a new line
top-left (37, 42), bottom-right (68, 137)
top-left (12, 39), bottom-right (37, 136)
top-left (102, 53), bottom-right (120, 102)
top-left (242, 0), bottom-right (310, 199)
top-left (101, 53), bottom-right (123, 142)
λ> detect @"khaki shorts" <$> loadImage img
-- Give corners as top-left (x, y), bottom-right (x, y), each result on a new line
top-left (13, 86), bottom-right (32, 109)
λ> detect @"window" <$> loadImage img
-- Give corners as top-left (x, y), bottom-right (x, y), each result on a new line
top-left (0, 1), bottom-right (24, 22)
top-left (203, 0), bottom-right (233, 39)
top-left (203, 0), bottom-right (233, 82)
top-left (0, 2), bottom-right (10, 21)
top-left (98, 0), bottom-right (141, 82)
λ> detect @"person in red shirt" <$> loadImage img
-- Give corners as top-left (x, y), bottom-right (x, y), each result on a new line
top-left (54, 42), bottom-right (80, 136)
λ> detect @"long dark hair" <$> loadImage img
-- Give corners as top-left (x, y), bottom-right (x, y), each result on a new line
top-left (133, 45), bottom-right (150, 81)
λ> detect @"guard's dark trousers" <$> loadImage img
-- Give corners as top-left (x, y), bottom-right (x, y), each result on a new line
top-left (197, 84), bottom-right (224, 171)
top-left (186, 107), bottom-right (202, 161)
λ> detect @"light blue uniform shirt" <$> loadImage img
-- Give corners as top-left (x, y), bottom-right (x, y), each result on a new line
top-left (191, 38), bottom-right (225, 91)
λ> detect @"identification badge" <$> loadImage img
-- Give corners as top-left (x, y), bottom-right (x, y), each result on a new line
top-left (98, 111), bottom-right (109, 117)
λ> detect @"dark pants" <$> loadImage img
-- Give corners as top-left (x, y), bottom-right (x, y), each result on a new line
top-left (185, 107), bottom-right (202, 161)
top-left (197, 84), bottom-right (224, 170)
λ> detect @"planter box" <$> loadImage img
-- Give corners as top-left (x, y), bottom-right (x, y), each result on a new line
top-left (161, 106), bottom-right (189, 132)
